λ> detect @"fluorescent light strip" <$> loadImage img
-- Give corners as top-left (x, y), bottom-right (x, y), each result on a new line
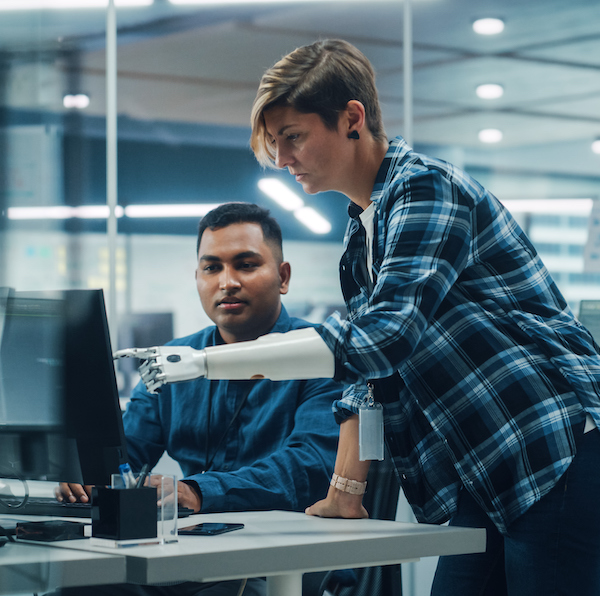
top-left (258, 178), bottom-right (332, 235)
top-left (258, 178), bottom-right (304, 211)
top-left (500, 199), bottom-right (593, 215)
top-left (170, 0), bottom-right (376, 3)
top-left (169, 0), bottom-right (425, 3)
top-left (7, 204), bottom-right (220, 220)
top-left (125, 204), bottom-right (220, 218)
top-left (8, 205), bottom-right (123, 219)
top-left (294, 206), bottom-right (332, 235)
top-left (0, 0), bottom-right (152, 9)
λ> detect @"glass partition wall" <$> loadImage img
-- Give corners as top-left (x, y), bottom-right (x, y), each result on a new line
top-left (1, 3), bottom-right (599, 595)
top-left (0, 8), bottom-right (106, 290)
top-left (1, 0), bottom-right (599, 352)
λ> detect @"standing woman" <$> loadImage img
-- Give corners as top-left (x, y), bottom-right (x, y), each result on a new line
top-left (250, 39), bottom-right (600, 595)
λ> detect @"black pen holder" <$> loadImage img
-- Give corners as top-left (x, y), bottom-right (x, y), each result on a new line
top-left (91, 486), bottom-right (157, 541)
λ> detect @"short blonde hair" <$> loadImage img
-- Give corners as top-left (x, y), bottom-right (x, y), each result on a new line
top-left (250, 39), bottom-right (386, 168)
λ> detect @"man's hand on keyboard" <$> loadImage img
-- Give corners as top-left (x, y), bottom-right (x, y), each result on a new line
top-left (55, 477), bottom-right (201, 514)
top-left (55, 482), bottom-right (93, 504)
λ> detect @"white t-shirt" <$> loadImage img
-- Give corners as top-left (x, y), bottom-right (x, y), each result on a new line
top-left (359, 202), bottom-right (376, 283)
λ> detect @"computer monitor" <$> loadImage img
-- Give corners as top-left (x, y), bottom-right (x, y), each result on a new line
top-left (63, 288), bottom-right (129, 485)
top-left (0, 288), bottom-right (73, 482)
top-left (0, 288), bottom-right (129, 486)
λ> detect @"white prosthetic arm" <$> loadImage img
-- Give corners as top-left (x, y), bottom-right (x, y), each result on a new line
top-left (114, 327), bottom-right (335, 393)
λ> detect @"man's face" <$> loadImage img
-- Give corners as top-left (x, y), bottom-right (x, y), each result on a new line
top-left (263, 105), bottom-right (351, 196)
top-left (195, 222), bottom-right (290, 344)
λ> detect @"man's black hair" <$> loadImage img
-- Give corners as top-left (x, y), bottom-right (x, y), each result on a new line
top-left (196, 202), bottom-right (283, 259)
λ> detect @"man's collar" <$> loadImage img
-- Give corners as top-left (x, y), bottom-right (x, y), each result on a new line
top-left (269, 304), bottom-right (291, 334)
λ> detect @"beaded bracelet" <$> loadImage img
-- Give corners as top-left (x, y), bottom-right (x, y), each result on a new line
top-left (330, 472), bottom-right (367, 495)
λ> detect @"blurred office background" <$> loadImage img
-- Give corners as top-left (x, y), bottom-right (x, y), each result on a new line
top-left (1, 1), bottom-right (599, 593)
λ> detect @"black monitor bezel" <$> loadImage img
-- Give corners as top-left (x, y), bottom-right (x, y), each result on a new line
top-left (63, 289), bottom-right (129, 486)
top-left (0, 288), bottom-right (129, 486)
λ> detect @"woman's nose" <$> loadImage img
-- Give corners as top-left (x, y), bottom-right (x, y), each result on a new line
top-left (275, 145), bottom-right (293, 170)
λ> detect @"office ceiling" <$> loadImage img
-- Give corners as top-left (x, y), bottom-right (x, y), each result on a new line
top-left (2, 0), bottom-right (600, 239)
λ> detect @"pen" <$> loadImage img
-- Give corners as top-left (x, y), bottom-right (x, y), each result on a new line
top-left (136, 463), bottom-right (150, 489)
top-left (119, 463), bottom-right (136, 489)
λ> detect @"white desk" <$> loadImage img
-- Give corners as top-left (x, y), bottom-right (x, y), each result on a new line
top-left (59, 510), bottom-right (486, 596)
top-left (0, 540), bottom-right (126, 596)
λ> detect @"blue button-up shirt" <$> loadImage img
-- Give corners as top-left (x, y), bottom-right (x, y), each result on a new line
top-left (123, 306), bottom-right (341, 513)
top-left (317, 137), bottom-right (600, 533)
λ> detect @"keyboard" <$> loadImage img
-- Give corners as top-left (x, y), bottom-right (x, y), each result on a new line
top-left (0, 496), bottom-right (194, 519)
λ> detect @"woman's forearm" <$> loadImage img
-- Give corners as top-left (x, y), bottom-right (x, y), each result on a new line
top-left (305, 415), bottom-right (371, 518)
top-left (335, 415), bottom-right (371, 481)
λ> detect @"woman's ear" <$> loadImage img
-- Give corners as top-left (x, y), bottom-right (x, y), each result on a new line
top-left (345, 100), bottom-right (366, 138)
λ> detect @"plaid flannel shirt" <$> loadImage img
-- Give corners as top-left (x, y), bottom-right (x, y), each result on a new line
top-left (317, 137), bottom-right (600, 533)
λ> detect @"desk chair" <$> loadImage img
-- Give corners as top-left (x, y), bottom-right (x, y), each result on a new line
top-left (303, 456), bottom-right (403, 596)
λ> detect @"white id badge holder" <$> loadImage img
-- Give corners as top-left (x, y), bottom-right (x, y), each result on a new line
top-left (359, 382), bottom-right (385, 461)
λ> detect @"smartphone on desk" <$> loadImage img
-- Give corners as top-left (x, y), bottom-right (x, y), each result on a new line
top-left (179, 523), bottom-right (244, 536)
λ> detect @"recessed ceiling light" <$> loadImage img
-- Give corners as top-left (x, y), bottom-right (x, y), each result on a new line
top-left (473, 18), bottom-right (505, 35)
top-left (476, 84), bottom-right (504, 100)
top-left (478, 129), bottom-right (503, 144)
top-left (592, 139), bottom-right (600, 155)
top-left (63, 94), bottom-right (90, 109)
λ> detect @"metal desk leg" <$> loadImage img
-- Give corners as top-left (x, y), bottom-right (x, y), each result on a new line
top-left (267, 572), bottom-right (303, 596)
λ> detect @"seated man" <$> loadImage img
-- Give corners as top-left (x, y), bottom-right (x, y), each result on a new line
top-left (56, 202), bottom-right (341, 596)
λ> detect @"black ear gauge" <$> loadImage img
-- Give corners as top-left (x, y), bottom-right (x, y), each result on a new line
top-left (348, 130), bottom-right (360, 140)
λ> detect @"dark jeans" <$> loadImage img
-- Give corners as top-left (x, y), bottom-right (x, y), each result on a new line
top-left (431, 429), bottom-right (600, 596)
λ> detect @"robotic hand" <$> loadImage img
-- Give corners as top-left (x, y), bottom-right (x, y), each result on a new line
top-left (113, 345), bottom-right (207, 393)
top-left (114, 327), bottom-right (335, 393)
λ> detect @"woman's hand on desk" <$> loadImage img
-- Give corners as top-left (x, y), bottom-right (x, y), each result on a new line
top-left (55, 482), bottom-right (93, 503)
top-left (305, 488), bottom-right (369, 519)
top-left (306, 416), bottom-right (369, 519)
